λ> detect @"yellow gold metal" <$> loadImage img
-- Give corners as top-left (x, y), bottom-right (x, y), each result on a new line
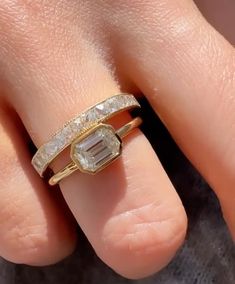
top-left (49, 117), bottom-right (142, 186)
top-left (32, 94), bottom-right (140, 177)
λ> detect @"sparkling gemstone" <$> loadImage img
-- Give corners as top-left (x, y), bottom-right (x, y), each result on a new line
top-left (87, 109), bottom-right (99, 121)
top-left (123, 95), bottom-right (130, 105)
top-left (80, 112), bottom-right (89, 123)
top-left (80, 113), bottom-right (94, 128)
top-left (71, 125), bottom-right (121, 173)
top-left (95, 103), bottom-right (108, 116)
top-left (44, 140), bottom-right (59, 156)
top-left (71, 117), bottom-right (82, 132)
top-left (103, 98), bottom-right (118, 112)
top-left (59, 125), bottom-right (73, 145)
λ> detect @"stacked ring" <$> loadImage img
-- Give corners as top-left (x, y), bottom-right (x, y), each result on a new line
top-left (31, 94), bottom-right (142, 185)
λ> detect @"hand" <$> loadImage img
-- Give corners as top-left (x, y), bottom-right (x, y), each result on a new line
top-left (0, 0), bottom-right (234, 279)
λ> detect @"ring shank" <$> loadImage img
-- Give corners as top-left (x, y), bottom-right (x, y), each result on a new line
top-left (49, 117), bottom-right (142, 186)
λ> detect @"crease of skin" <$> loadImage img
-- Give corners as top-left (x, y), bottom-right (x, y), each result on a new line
top-left (102, 199), bottom-right (186, 252)
top-left (109, 198), bottom-right (180, 223)
top-left (108, 204), bottom-right (185, 235)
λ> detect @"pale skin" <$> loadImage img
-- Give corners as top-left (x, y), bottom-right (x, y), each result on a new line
top-left (0, 0), bottom-right (234, 279)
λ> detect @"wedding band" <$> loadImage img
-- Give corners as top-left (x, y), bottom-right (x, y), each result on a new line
top-left (32, 94), bottom-right (140, 176)
top-left (49, 117), bottom-right (142, 185)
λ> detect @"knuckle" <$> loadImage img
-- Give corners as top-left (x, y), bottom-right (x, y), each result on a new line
top-left (0, 0), bottom-right (56, 60)
top-left (104, 0), bottom-right (198, 51)
top-left (0, 0), bottom-right (35, 57)
top-left (0, 0), bottom-right (79, 66)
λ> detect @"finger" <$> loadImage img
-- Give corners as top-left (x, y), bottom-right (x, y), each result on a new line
top-left (9, 62), bottom-right (186, 279)
top-left (0, 104), bottom-right (76, 265)
top-left (110, 0), bottom-right (235, 238)
top-left (0, 2), bottom-right (187, 278)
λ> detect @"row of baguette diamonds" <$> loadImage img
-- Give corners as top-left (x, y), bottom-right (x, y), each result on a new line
top-left (32, 94), bottom-right (140, 176)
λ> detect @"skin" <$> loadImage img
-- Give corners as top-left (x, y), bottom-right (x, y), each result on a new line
top-left (0, 0), bottom-right (234, 279)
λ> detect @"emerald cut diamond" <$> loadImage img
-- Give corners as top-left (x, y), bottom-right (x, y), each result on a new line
top-left (71, 125), bottom-right (121, 173)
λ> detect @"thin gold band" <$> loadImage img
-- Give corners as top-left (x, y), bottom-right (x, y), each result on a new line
top-left (49, 117), bottom-right (142, 186)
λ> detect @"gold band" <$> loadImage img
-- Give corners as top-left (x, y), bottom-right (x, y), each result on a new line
top-left (32, 94), bottom-right (140, 177)
top-left (49, 117), bottom-right (142, 186)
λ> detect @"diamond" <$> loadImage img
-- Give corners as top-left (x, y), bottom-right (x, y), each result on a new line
top-left (80, 112), bottom-right (94, 128)
top-left (87, 108), bottom-right (100, 121)
top-left (123, 95), bottom-right (130, 105)
top-left (103, 97), bottom-right (118, 112)
top-left (95, 103), bottom-right (108, 116)
top-left (71, 117), bottom-right (82, 132)
top-left (59, 125), bottom-right (73, 146)
top-left (32, 147), bottom-right (49, 174)
top-left (71, 125), bottom-right (121, 173)
top-left (44, 141), bottom-right (59, 156)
